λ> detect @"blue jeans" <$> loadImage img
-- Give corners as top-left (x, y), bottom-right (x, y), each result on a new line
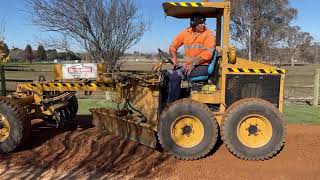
top-left (166, 66), bottom-right (208, 103)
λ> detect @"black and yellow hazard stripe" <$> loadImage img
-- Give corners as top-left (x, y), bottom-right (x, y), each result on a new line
top-left (27, 82), bottom-right (113, 92)
top-left (227, 68), bottom-right (285, 74)
top-left (169, 2), bottom-right (204, 7)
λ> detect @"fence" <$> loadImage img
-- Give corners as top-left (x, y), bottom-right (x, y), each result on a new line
top-left (284, 67), bottom-right (320, 106)
top-left (1, 64), bottom-right (320, 105)
top-left (0, 64), bottom-right (52, 96)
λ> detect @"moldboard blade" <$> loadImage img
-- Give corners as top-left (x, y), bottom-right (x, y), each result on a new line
top-left (90, 108), bottom-right (157, 148)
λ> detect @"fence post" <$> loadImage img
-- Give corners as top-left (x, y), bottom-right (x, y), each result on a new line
top-left (313, 68), bottom-right (320, 106)
top-left (0, 65), bottom-right (6, 96)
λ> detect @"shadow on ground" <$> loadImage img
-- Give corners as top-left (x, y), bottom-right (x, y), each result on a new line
top-left (0, 115), bottom-right (174, 179)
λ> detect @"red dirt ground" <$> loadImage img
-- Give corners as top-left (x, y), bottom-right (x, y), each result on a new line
top-left (0, 116), bottom-right (320, 179)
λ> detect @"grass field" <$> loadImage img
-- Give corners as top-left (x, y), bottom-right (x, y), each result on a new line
top-left (78, 99), bottom-right (320, 124)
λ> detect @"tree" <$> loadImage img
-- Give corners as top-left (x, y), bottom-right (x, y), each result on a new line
top-left (281, 26), bottom-right (313, 66)
top-left (0, 19), bottom-right (6, 42)
top-left (46, 49), bottom-right (58, 61)
top-left (10, 48), bottom-right (25, 62)
top-left (27, 0), bottom-right (149, 70)
top-left (24, 44), bottom-right (34, 63)
top-left (0, 41), bottom-right (9, 63)
top-left (35, 44), bottom-right (47, 61)
top-left (34, 32), bottom-right (72, 60)
top-left (230, 0), bottom-right (297, 61)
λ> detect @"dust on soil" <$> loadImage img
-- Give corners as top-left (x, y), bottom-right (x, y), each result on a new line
top-left (0, 116), bottom-right (320, 179)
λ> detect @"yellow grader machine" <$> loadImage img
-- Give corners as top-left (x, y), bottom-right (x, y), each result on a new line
top-left (0, 0), bottom-right (286, 161)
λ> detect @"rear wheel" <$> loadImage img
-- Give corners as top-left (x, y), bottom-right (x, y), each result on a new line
top-left (0, 97), bottom-right (31, 153)
top-left (222, 98), bottom-right (286, 160)
top-left (158, 99), bottom-right (219, 160)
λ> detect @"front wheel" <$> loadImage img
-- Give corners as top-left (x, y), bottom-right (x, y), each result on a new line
top-left (0, 97), bottom-right (31, 153)
top-left (157, 99), bottom-right (219, 160)
top-left (222, 98), bottom-right (286, 160)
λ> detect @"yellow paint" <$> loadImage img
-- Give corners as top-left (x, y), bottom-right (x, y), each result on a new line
top-left (180, 2), bottom-right (188, 7)
top-left (129, 85), bottom-right (159, 129)
top-left (253, 69), bottom-right (260, 73)
top-left (191, 91), bottom-right (221, 104)
top-left (278, 74), bottom-right (285, 112)
top-left (232, 68), bottom-right (239, 73)
top-left (228, 45), bottom-right (237, 64)
top-left (171, 115), bottom-right (204, 148)
top-left (237, 115), bottom-right (272, 148)
top-left (53, 64), bottom-right (63, 80)
top-left (0, 113), bottom-right (10, 142)
top-left (190, 2), bottom-right (198, 7)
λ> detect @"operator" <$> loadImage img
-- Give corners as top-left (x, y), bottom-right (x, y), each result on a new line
top-left (166, 13), bottom-right (216, 103)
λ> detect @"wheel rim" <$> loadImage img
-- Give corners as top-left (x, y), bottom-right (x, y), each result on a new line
top-left (0, 113), bottom-right (10, 142)
top-left (237, 115), bottom-right (273, 148)
top-left (171, 115), bottom-right (204, 148)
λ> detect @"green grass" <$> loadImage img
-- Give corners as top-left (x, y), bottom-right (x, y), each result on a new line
top-left (78, 99), bottom-right (116, 115)
top-left (78, 99), bottom-right (320, 124)
top-left (284, 105), bottom-right (320, 124)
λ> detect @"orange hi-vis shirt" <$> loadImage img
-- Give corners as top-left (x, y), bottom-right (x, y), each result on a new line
top-left (169, 27), bottom-right (215, 65)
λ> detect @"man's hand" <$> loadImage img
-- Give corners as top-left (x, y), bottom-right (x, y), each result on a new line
top-left (170, 50), bottom-right (179, 68)
top-left (183, 60), bottom-right (194, 75)
top-left (173, 60), bottom-right (179, 69)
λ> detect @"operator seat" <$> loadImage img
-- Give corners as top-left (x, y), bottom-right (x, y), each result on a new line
top-left (189, 49), bottom-right (218, 82)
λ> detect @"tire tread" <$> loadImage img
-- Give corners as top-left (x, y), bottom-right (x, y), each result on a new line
top-left (221, 98), bottom-right (286, 160)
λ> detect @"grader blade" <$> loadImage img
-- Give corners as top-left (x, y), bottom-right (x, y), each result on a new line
top-left (90, 108), bottom-right (157, 148)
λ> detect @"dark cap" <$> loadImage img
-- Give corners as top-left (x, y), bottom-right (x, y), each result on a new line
top-left (190, 13), bottom-right (206, 27)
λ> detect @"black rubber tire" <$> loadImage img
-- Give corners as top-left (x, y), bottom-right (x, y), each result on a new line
top-left (68, 95), bottom-right (78, 120)
top-left (0, 97), bottom-right (31, 153)
top-left (222, 98), bottom-right (286, 160)
top-left (158, 99), bottom-right (219, 160)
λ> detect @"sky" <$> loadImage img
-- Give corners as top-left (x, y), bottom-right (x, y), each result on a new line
top-left (0, 0), bottom-right (319, 53)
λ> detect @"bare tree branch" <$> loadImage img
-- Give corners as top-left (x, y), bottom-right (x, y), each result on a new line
top-left (34, 33), bottom-right (72, 53)
top-left (281, 26), bottom-right (313, 66)
top-left (0, 18), bottom-right (6, 42)
top-left (27, 0), bottom-right (149, 70)
top-left (231, 0), bottom-right (298, 61)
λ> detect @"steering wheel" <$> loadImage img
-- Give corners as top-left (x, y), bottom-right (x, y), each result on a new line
top-left (158, 48), bottom-right (174, 65)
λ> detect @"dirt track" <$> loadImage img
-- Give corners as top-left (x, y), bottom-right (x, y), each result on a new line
top-left (0, 116), bottom-right (320, 179)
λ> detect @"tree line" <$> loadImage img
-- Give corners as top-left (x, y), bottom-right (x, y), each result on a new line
top-left (8, 44), bottom-right (80, 63)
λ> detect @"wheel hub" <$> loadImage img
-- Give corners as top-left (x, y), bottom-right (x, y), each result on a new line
top-left (171, 115), bottom-right (204, 148)
top-left (237, 115), bottom-right (272, 148)
top-left (247, 124), bottom-right (259, 136)
top-left (182, 125), bottom-right (192, 135)
top-left (0, 113), bottom-right (10, 142)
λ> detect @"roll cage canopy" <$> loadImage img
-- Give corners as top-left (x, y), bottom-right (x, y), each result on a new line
top-left (162, 1), bottom-right (229, 18)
